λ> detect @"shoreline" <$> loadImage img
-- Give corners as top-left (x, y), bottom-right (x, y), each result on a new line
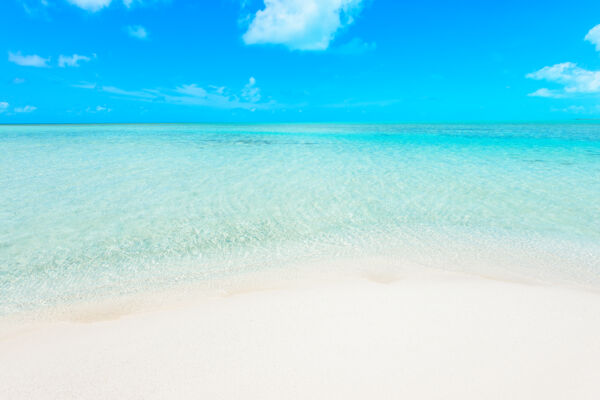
top-left (2, 264), bottom-right (600, 399)
top-left (2, 252), bottom-right (589, 330)
top-left (2, 253), bottom-right (599, 330)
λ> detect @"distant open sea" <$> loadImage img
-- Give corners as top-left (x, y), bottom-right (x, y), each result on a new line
top-left (1, 123), bottom-right (599, 316)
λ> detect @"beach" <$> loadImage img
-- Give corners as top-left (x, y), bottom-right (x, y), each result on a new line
top-left (2, 267), bottom-right (600, 399)
top-left (1, 123), bottom-right (599, 398)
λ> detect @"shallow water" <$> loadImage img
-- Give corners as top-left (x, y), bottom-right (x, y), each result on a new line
top-left (1, 123), bottom-right (599, 315)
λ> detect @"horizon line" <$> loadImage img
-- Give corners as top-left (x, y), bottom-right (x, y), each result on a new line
top-left (1, 119), bottom-right (599, 126)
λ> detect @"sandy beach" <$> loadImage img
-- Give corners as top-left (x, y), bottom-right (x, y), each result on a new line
top-left (2, 269), bottom-right (600, 400)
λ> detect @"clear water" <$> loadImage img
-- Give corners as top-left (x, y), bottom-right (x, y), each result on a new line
top-left (1, 123), bottom-right (600, 315)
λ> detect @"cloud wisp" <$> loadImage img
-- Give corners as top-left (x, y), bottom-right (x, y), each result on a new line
top-left (58, 54), bottom-right (92, 67)
top-left (242, 0), bottom-right (365, 51)
top-left (333, 37), bottom-right (376, 55)
top-left (85, 105), bottom-right (112, 113)
top-left (67, 0), bottom-right (157, 12)
top-left (8, 52), bottom-right (49, 67)
top-left (527, 88), bottom-right (565, 99)
top-left (0, 102), bottom-right (38, 115)
top-left (127, 25), bottom-right (149, 40)
top-left (241, 77), bottom-right (261, 103)
top-left (166, 79), bottom-right (268, 110)
top-left (14, 105), bottom-right (37, 113)
top-left (67, 0), bottom-right (112, 12)
top-left (76, 78), bottom-right (274, 111)
top-left (551, 105), bottom-right (600, 114)
top-left (102, 85), bottom-right (157, 99)
top-left (10, 52), bottom-right (93, 68)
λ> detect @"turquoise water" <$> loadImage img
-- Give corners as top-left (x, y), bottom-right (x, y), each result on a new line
top-left (1, 123), bottom-right (600, 315)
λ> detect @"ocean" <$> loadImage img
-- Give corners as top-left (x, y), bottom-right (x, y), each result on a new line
top-left (1, 123), bottom-right (599, 315)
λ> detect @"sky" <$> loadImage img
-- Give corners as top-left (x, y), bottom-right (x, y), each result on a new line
top-left (1, 0), bottom-right (600, 123)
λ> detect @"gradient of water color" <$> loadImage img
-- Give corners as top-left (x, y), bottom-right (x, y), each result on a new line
top-left (1, 123), bottom-right (599, 315)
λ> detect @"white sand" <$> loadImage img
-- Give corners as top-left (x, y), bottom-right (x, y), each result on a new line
top-left (1, 271), bottom-right (600, 400)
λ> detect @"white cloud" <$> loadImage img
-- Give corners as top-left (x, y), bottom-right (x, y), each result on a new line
top-left (526, 62), bottom-right (600, 96)
top-left (127, 25), bottom-right (148, 40)
top-left (58, 54), bottom-right (92, 67)
top-left (241, 77), bottom-right (261, 102)
top-left (585, 24), bottom-right (600, 51)
top-left (67, 0), bottom-right (112, 12)
top-left (0, 102), bottom-right (9, 113)
top-left (14, 105), bottom-right (37, 113)
top-left (13, 78), bottom-right (25, 84)
top-left (243, 0), bottom-right (365, 50)
top-left (8, 52), bottom-right (49, 67)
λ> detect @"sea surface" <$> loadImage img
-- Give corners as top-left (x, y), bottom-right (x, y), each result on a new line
top-left (1, 123), bottom-right (599, 316)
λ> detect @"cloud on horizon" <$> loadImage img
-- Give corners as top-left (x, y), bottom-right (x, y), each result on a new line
top-left (526, 62), bottom-right (600, 97)
top-left (0, 102), bottom-right (39, 115)
top-left (242, 0), bottom-right (365, 51)
top-left (75, 78), bottom-right (273, 110)
top-left (167, 79), bottom-right (268, 110)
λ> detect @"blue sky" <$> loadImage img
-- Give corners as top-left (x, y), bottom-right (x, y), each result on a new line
top-left (1, 0), bottom-right (600, 123)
